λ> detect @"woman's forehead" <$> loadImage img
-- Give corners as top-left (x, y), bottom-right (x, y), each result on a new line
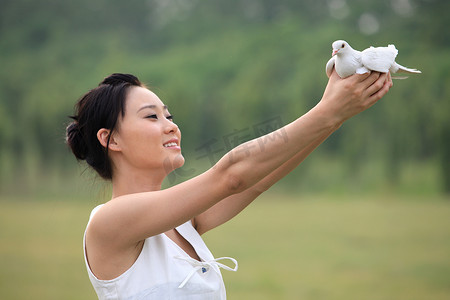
top-left (126, 86), bottom-right (166, 112)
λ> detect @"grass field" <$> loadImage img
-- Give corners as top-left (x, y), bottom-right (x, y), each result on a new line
top-left (1, 194), bottom-right (449, 299)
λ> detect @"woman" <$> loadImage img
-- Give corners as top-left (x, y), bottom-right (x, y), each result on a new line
top-left (66, 70), bottom-right (392, 299)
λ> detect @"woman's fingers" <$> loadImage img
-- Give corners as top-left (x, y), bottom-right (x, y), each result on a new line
top-left (354, 71), bottom-right (373, 82)
top-left (387, 72), bottom-right (393, 88)
top-left (366, 73), bottom-right (392, 106)
top-left (365, 73), bottom-right (387, 96)
top-left (361, 71), bottom-right (382, 86)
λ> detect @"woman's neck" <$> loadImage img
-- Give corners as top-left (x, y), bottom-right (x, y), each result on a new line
top-left (111, 167), bottom-right (166, 198)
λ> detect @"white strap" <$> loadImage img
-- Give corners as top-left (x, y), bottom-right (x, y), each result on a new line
top-left (175, 256), bottom-right (238, 288)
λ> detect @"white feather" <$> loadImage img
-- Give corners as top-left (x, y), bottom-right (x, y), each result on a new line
top-left (325, 56), bottom-right (335, 78)
top-left (361, 45), bottom-right (398, 73)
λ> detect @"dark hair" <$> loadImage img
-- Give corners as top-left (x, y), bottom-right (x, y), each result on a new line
top-left (66, 73), bottom-right (144, 179)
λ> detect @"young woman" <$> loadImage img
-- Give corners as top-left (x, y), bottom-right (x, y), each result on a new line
top-left (66, 70), bottom-right (392, 299)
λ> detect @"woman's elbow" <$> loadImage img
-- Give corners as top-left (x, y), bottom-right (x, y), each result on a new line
top-left (225, 171), bottom-right (247, 193)
top-left (213, 162), bottom-right (248, 195)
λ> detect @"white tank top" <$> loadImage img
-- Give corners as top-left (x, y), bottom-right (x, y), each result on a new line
top-left (83, 205), bottom-right (238, 299)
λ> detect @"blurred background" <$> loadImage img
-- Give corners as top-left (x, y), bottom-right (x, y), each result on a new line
top-left (0, 0), bottom-right (449, 299)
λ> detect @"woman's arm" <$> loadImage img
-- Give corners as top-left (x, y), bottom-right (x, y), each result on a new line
top-left (193, 129), bottom-right (334, 235)
top-left (211, 71), bottom-right (391, 194)
top-left (193, 70), bottom-right (393, 234)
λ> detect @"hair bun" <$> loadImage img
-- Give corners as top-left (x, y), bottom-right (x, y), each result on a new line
top-left (66, 121), bottom-right (88, 160)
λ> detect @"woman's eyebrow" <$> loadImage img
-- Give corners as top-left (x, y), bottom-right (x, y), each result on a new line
top-left (137, 104), bottom-right (168, 112)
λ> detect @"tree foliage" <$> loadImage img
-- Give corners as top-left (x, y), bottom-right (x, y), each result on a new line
top-left (0, 0), bottom-right (449, 195)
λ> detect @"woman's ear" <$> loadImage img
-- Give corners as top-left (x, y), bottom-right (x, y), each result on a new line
top-left (97, 128), bottom-right (121, 152)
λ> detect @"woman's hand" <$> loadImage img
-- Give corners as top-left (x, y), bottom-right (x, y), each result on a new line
top-left (316, 68), bottom-right (393, 126)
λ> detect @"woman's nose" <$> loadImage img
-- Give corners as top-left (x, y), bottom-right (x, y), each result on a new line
top-left (164, 118), bottom-right (179, 134)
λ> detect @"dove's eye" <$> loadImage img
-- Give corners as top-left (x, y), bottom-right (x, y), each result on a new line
top-left (341, 43), bottom-right (345, 48)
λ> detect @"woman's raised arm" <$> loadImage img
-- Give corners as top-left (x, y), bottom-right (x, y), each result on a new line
top-left (213, 71), bottom-right (391, 195)
top-left (192, 70), bottom-right (392, 233)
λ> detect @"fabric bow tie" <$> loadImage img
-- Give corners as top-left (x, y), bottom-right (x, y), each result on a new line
top-left (175, 256), bottom-right (238, 289)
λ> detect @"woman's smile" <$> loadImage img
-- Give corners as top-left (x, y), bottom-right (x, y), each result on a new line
top-left (163, 138), bottom-right (181, 150)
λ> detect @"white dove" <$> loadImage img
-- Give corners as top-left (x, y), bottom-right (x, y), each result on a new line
top-left (326, 40), bottom-right (421, 79)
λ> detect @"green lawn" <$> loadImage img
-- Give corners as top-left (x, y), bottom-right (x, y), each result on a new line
top-left (1, 194), bottom-right (449, 299)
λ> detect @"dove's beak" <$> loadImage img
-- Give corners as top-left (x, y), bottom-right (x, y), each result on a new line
top-left (332, 49), bottom-right (339, 56)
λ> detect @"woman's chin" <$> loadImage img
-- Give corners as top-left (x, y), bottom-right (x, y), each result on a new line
top-left (162, 154), bottom-right (185, 169)
top-left (173, 154), bottom-right (185, 169)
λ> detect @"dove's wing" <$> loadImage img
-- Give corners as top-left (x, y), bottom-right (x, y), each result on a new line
top-left (361, 45), bottom-right (398, 73)
top-left (325, 56), bottom-right (335, 78)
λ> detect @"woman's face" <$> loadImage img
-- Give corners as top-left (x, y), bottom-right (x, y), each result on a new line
top-left (112, 86), bottom-right (184, 174)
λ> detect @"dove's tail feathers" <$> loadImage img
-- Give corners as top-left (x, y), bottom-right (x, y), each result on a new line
top-left (396, 66), bottom-right (421, 74)
top-left (391, 63), bottom-right (421, 74)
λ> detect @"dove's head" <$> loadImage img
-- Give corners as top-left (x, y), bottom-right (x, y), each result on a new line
top-left (331, 40), bottom-right (352, 56)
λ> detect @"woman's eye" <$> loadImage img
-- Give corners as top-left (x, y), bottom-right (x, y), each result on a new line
top-left (145, 114), bottom-right (173, 121)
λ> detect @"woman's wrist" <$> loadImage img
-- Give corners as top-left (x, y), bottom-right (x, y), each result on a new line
top-left (310, 101), bottom-right (344, 132)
